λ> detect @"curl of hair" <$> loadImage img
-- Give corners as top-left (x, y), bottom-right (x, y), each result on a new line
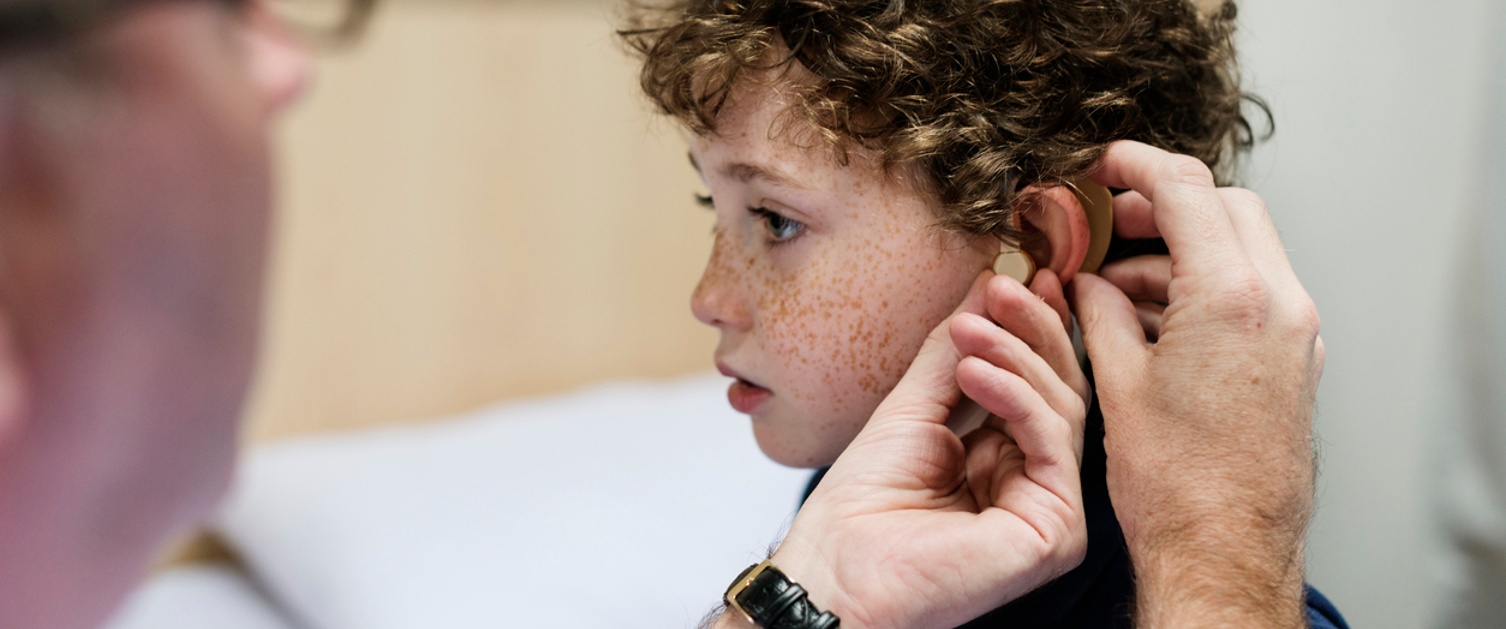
top-left (621, 0), bottom-right (1268, 239)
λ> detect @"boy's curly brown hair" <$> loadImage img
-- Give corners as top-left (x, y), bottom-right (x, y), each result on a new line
top-left (620, 0), bottom-right (1266, 239)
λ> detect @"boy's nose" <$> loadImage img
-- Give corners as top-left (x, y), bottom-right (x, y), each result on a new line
top-left (691, 238), bottom-right (751, 331)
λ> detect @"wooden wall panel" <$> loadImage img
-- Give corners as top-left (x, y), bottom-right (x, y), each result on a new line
top-left (245, 1), bottom-right (716, 440)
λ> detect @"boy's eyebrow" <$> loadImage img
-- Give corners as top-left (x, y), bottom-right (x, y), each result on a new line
top-left (687, 152), bottom-right (809, 190)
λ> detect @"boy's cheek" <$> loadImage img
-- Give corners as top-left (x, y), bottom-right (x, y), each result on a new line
top-left (753, 318), bottom-right (931, 467)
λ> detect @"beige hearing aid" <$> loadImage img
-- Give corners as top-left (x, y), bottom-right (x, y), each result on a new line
top-left (991, 246), bottom-right (1038, 285)
top-left (960, 179), bottom-right (1115, 436)
top-left (992, 178), bottom-right (1115, 284)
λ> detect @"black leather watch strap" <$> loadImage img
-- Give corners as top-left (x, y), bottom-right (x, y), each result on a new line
top-left (725, 561), bottom-right (840, 629)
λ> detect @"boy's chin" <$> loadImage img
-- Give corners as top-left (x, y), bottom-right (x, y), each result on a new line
top-left (751, 422), bottom-right (846, 469)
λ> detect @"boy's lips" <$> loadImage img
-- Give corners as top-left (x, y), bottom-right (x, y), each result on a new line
top-left (717, 362), bottom-right (772, 415)
top-left (727, 380), bottom-right (772, 414)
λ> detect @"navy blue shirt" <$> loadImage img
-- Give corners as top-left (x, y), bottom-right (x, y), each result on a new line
top-left (800, 397), bottom-right (1348, 628)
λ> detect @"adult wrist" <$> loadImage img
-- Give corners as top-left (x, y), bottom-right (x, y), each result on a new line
top-left (723, 560), bottom-right (840, 629)
top-left (1129, 530), bottom-right (1307, 628)
top-left (763, 536), bottom-right (861, 627)
top-left (709, 527), bottom-right (864, 629)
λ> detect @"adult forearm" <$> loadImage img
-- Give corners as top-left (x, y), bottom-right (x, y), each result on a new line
top-left (1129, 515), bottom-right (1309, 628)
top-left (1119, 436), bottom-right (1315, 628)
top-left (1120, 428), bottom-right (1316, 629)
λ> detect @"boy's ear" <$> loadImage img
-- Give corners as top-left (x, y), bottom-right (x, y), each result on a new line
top-left (1017, 183), bottom-right (1095, 284)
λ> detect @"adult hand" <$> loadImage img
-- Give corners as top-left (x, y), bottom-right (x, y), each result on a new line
top-left (1071, 141), bottom-right (1325, 627)
top-left (716, 272), bottom-right (1090, 629)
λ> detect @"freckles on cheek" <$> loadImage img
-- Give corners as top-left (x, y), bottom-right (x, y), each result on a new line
top-left (755, 260), bottom-right (827, 407)
top-left (779, 231), bottom-right (979, 418)
top-left (757, 249), bottom-right (921, 417)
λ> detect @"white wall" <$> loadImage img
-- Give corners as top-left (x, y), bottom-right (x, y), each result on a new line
top-left (1238, 1), bottom-right (1498, 627)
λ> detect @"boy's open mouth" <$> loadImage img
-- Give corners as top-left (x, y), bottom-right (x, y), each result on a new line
top-left (726, 378), bottom-right (772, 414)
top-left (717, 362), bottom-right (772, 415)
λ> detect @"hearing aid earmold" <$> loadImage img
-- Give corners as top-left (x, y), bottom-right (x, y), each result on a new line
top-left (992, 178), bottom-right (1115, 285)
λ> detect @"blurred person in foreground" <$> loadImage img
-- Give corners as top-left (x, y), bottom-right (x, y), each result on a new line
top-left (0, 0), bottom-right (329, 626)
top-left (0, 2), bottom-right (1332, 629)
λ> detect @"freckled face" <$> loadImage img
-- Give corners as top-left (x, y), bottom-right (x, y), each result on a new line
top-left (689, 84), bottom-right (996, 468)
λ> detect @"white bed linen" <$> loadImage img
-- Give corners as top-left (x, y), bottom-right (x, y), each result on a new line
top-left (216, 374), bottom-right (811, 629)
top-left (105, 565), bottom-right (294, 629)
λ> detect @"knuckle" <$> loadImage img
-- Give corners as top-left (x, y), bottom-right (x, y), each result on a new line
top-left (1072, 378), bottom-right (1091, 408)
top-left (1209, 271), bottom-right (1276, 329)
top-left (1222, 188), bottom-right (1272, 220)
top-left (1290, 297), bottom-right (1322, 336)
top-left (1212, 274), bottom-right (1325, 348)
top-left (1160, 154), bottom-right (1216, 188)
top-left (1060, 528), bottom-right (1089, 568)
top-left (1220, 269), bottom-right (1270, 307)
top-left (1067, 398), bottom-right (1088, 429)
top-left (927, 321), bottom-right (959, 353)
top-left (987, 274), bottom-right (1031, 310)
top-left (1266, 290), bottom-right (1322, 341)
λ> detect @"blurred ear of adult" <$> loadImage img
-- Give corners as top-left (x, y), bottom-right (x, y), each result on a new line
top-left (241, 0), bottom-right (311, 114)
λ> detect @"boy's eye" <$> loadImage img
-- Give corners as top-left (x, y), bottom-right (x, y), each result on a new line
top-left (751, 207), bottom-right (805, 243)
top-left (695, 193), bottom-right (714, 208)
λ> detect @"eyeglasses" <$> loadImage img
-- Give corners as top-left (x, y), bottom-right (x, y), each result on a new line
top-left (275, 0), bottom-right (375, 44)
top-left (0, 0), bottom-right (376, 54)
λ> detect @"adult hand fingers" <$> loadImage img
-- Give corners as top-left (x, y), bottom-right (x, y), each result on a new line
top-left (1108, 190), bottom-right (1159, 240)
top-left (1090, 141), bottom-right (1245, 270)
top-left (1134, 301), bottom-right (1165, 342)
top-left (958, 417), bottom-right (1087, 612)
top-left (1103, 158), bottom-right (1297, 294)
top-left (1027, 268), bottom-right (1073, 333)
top-left (958, 356), bottom-right (1080, 479)
top-left (993, 273), bottom-right (1087, 399)
top-left (1069, 274), bottom-right (1149, 378)
top-left (1212, 189), bottom-right (1323, 352)
top-left (1097, 256), bottom-right (1172, 304)
top-left (951, 313), bottom-right (1085, 437)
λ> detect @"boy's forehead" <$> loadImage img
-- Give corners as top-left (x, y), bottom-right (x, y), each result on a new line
top-left (691, 45), bottom-right (833, 140)
top-left (689, 62), bottom-right (927, 196)
top-left (688, 143), bottom-right (810, 193)
top-left (689, 107), bottom-right (846, 194)
top-left (711, 70), bottom-right (806, 136)
top-left (689, 107), bottom-right (927, 205)
top-left (694, 75), bottom-right (863, 163)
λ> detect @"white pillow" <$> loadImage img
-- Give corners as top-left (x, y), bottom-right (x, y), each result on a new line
top-left (106, 565), bottom-right (294, 629)
top-left (216, 374), bottom-right (812, 629)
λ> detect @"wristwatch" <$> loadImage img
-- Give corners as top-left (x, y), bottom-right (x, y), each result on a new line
top-left (724, 560), bottom-right (841, 629)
